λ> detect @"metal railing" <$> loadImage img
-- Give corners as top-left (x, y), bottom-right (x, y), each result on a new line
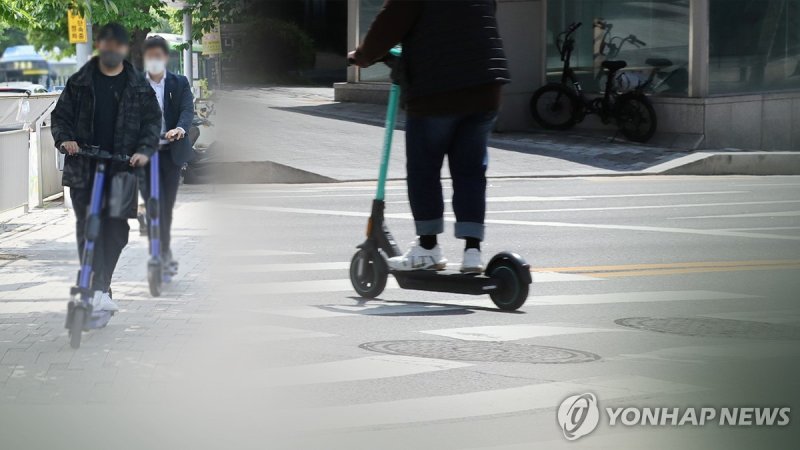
top-left (0, 129), bottom-right (31, 213)
top-left (0, 93), bottom-right (61, 214)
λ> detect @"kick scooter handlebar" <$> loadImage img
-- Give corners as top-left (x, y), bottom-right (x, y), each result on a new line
top-left (347, 47), bottom-right (402, 67)
top-left (59, 144), bottom-right (132, 162)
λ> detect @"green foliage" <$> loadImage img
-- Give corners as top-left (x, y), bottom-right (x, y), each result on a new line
top-left (0, 25), bottom-right (28, 54)
top-left (231, 18), bottom-right (315, 83)
top-left (0, 0), bottom-right (239, 53)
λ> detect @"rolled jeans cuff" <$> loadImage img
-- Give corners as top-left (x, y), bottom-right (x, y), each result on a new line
top-left (415, 218), bottom-right (444, 236)
top-left (455, 222), bottom-right (485, 241)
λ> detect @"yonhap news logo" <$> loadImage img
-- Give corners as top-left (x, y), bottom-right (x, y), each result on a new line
top-left (557, 393), bottom-right (600, 440)
top-left (556, 392), bottom-right (791, 441)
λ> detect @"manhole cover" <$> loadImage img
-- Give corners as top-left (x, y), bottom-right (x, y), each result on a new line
top-left (615, 317), bottom-right (800, 340)
top-left (360, 340), bottom-right (600, 364)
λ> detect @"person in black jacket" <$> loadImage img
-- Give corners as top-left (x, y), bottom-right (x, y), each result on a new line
top-left (51, 23), bottom-right (161, 311)
top-left (349, 0), bottom-right (510, 273)
top-left (141, 35), bottom-right (195, 274)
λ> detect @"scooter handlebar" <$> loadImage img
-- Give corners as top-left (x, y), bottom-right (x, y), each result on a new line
top-left (59, 144), bottom-right (131, 162)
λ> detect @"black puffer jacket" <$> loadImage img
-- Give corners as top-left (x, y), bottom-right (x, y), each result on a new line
top-left (51, 57), bottom-right (161, 189)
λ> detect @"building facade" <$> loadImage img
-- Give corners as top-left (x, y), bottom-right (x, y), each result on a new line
top-left (335, 0), bottom-right (800, 150)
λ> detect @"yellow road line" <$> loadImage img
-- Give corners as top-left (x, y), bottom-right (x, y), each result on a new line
top-left (533, 260), bottom-right (800, 279)
top-left (536, 260), bottom-right (800, 273)
top-left (583, 264), bottom-right (800, 278)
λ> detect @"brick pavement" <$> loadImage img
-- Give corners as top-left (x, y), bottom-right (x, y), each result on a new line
top-left (0, 186), bottom-right (211, 405)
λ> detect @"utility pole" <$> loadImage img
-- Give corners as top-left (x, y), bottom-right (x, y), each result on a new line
top-left (75, 21), bottom-right (93, 69)
top-left (73, 2), bottom-right (92, 69)
top-left (183, 9), bottom-right (193, 89)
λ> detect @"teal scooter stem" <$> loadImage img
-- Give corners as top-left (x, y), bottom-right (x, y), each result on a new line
top-left (375, 47), bottom-right (403, 202)
top-left (349, 47), bottom-right (531, 311)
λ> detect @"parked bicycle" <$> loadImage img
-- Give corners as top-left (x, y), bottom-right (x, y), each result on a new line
top-left (594, 19), bottom-right (688, 95)
top-left (529, 22), bottom-right (657, 143)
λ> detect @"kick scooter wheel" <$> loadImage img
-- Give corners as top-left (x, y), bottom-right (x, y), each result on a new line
top-left (68, 305), bottom-right (87, 349)
top-left (487, 259), bottom-right (530, 311)
top-left (350, 249), bottom-right (388, 299)
top-left (148, 262), bottom-right (162, 297)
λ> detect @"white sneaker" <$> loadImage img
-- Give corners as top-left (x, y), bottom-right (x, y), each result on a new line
top-left (387, 243), bottom-right (448, 271)
top-left (461, 248), bottom-right (484, 273)
top-left (91, 291), bottom-right (120, 312)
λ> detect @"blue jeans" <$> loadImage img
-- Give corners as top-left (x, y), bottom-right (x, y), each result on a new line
top-left (405, 110), bottom-right (496, 241)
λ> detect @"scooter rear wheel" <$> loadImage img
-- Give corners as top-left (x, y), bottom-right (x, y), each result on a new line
top-left (350, 249), bottom-right (388, 299)
top-left (69, 306), bottom-right (86, 349)
top-left (148, 264), bottom-right (162, 297)
top-left (488, 261), bottom-right (529, 311)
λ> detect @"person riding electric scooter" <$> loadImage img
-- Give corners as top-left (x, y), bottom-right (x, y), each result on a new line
top-left (51, 23), bottom-right (162, 348)
top-left (140, 35), bottom-right (195, 281)
top-left (348, 0), bottom-right (510, 271)
top-left (348, 1), bottom-right (531, 310)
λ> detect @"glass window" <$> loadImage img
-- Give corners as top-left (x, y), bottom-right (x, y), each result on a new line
top-left (358, 0), bottom-right (391, 82)
top-left (709, 0), bottom-right (800, 94)
top-left (546, 0), bottom-right (690, 95)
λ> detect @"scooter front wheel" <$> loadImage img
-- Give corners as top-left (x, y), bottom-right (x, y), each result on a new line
top-left (69, 306), bottom-right (86, 349)
top-left (148, 263), bottom-right (162, 297)
top-left (350, 249), bottom-right (388, 299)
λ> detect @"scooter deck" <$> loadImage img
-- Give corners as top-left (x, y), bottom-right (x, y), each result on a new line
top-left (391, 270), bottom-right (501, 296)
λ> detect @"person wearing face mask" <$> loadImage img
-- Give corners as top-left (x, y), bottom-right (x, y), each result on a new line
top-left (140, 35), bottom-right (195, 275)
top-left (51, 23), bottom-right (161, 312)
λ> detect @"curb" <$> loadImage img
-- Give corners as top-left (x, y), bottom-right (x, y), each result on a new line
top-left (645, 152), bottom-right (800, 176)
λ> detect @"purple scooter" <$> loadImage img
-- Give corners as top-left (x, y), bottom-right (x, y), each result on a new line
top-left (61, 145), bottom-right (130, 349)
top-left (146, 140), bottom-right (172, 297)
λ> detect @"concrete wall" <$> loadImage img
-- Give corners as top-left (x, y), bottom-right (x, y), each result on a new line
top-left (703, 92), bottom-right (800, 150)
top-left (494, 0), bottom-right (546, 132)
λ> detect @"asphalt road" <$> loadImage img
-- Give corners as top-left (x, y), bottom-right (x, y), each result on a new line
top-left (209, 175), bottom-right (800, 450)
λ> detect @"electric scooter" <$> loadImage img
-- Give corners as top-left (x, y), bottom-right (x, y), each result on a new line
top-left (146, 141), bottom-right (173, 297)
top-left (61, 145), bottom-right (130, 349)
top-left (347, 48), bottom-right (532, 311)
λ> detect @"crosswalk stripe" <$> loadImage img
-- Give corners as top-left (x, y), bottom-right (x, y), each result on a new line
top-left (256, 326), bottom-right (337, 342)
top-left (527, 290), bottom-right (755, 306)
top-left (608, 341), bottom-right (800, 362)
top-left (700, 310), bottom-right (800, 324)
top-left (254, 301), bottom-right (466, 318)
top-left (263, 355), bottom-right (472, 387)
top-left (238, 271), bottom-right (596, 295)
top-left (421, 324), bottom-right (625, 341)
top-left (219, 249), bottom-right (312, 257)
top-left (227, 263), bottom-right (598, 282)
top-left (289, 375), bottom-right (701, 430)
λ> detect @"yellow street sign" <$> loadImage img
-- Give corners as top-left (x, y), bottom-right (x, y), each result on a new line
top-left (68, 10), bottom-right (88, 44)
top-left (202, 26), bottom-right (222, 55)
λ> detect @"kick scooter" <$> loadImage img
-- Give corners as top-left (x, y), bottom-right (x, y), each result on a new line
top-left (61, 145), bottom-right (130, 349)
top-left (146, 143), bottom-right (173, 297)
top-left (347, 48), bottom-right (532, 311)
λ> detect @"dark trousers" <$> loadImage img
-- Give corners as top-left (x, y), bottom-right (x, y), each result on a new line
top-left (144, 150), bottom-right (182, 258)
top-left (405, 110), bottom-right (496, 241)
top-left (71, 187), bottom-right (130, 292)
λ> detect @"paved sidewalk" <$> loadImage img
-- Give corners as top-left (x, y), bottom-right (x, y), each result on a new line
top-left (215, 87), bottom-right (692, 181)
top-left (0, 187), bottom-right (210, 405)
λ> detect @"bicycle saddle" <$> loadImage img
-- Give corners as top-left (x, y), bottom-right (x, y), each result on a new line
top-left (601, 60), bottom-right (627, 72)
top-left (645, 58), bottom-right (673, 67)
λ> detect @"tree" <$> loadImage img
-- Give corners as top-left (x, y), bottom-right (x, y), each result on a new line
top-left (1, 0), bottom-right (239, 68)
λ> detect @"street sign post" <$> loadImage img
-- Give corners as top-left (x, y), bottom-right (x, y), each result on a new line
top-left (67, 10), bottom-right (88, 44)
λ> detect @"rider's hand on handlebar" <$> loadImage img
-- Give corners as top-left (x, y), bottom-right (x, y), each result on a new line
top-left (130, 153), bottom-right (150, 167)
top-left (347, 50), bottom-right (361, 67)
top-left (165, 128), bottom-right (185, 141)
top-left (61, 141), bottom-right (80, 155)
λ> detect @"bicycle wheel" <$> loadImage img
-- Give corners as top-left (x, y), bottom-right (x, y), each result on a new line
top-left (615, 93), bottom-right (657, 143)
top-left (529, 84), bottom-right (581, 130)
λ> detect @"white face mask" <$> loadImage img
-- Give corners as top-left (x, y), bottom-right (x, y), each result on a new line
top-left (145, 59), bottom-right (166, 75)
